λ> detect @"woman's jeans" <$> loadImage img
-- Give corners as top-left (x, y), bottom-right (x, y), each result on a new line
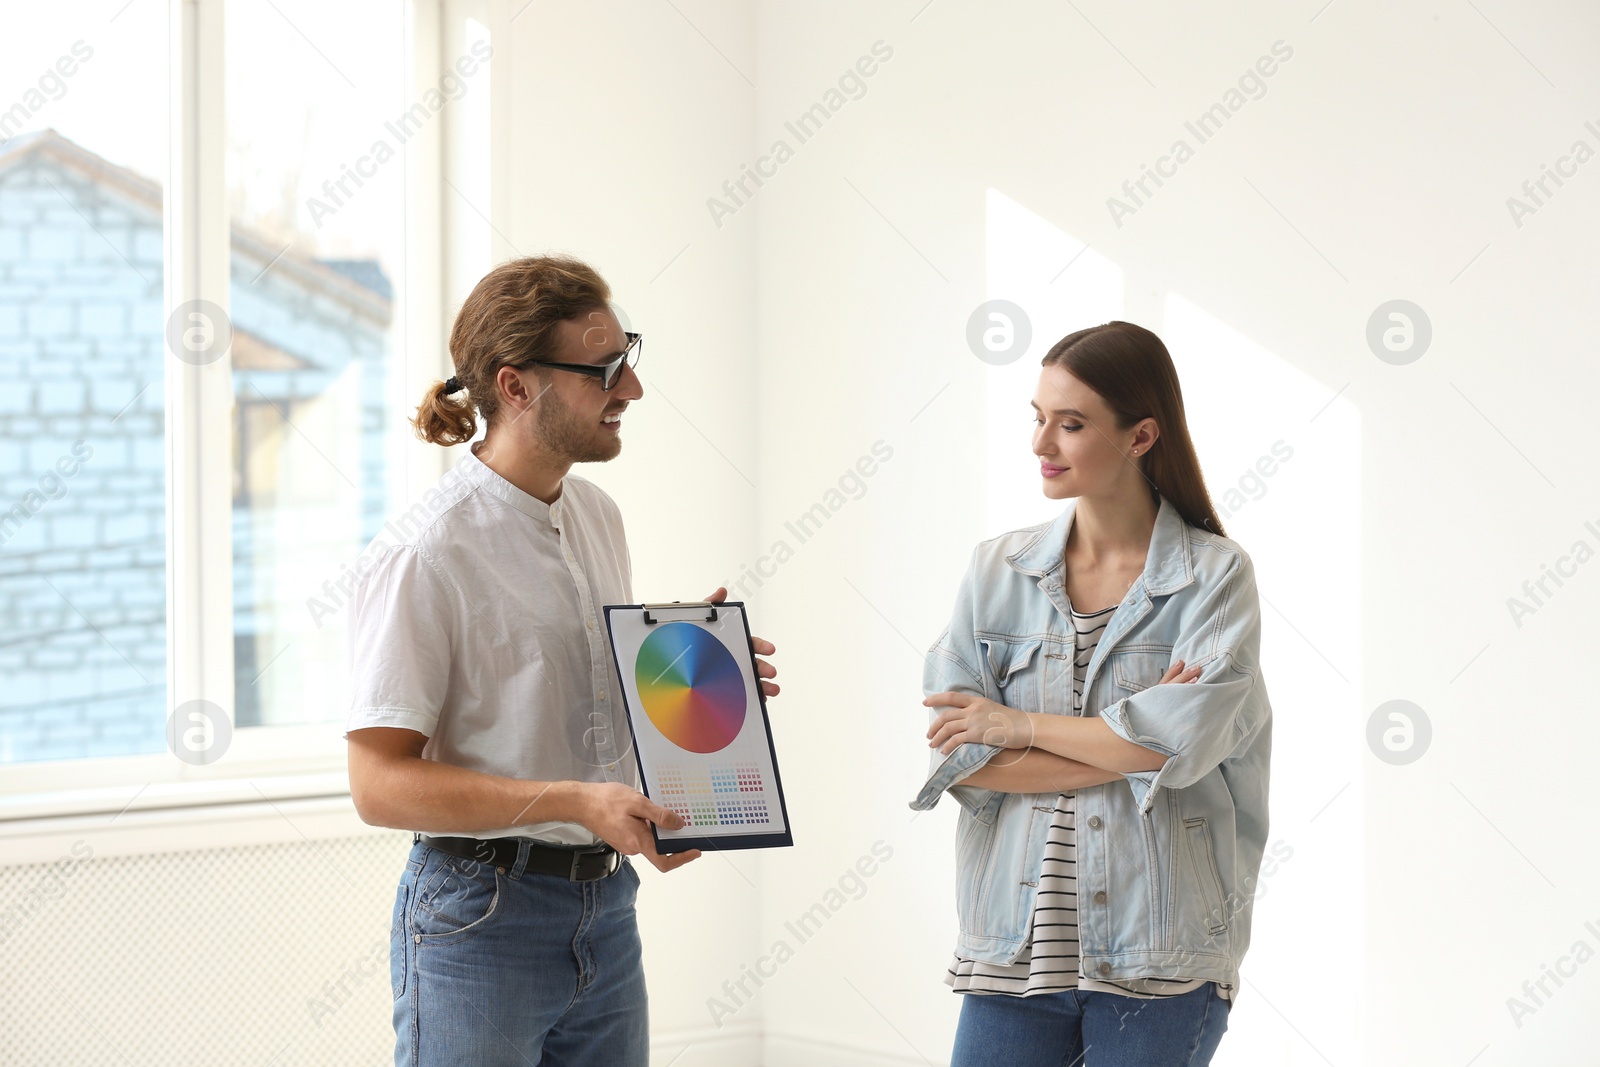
top-left (950, 982), bottom-right (1230, 1067)
top-left (390, 836), bottom-right (648, 1066)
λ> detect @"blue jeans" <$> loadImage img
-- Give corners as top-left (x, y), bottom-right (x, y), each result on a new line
top-left (950, 983), bottom-right (1230, 1067)
top-left (390, 837), bottom-right (648, 1066)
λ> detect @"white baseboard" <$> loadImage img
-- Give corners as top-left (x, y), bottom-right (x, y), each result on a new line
top-left (648, 1023), bottom-right (940, 1067)
top-left (649, 1019), bottom-right (762, 1065)
top-left (763, 1029), bottom-right (944, 1066)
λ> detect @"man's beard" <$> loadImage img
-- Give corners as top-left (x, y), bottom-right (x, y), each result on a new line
top-left (533, 383), bottom-right (620, 464)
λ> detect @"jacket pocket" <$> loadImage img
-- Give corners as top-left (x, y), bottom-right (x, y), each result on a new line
top-left (1110, 646), bottom-right (1174, 694)
top-left (1182, 816), bottom-right (1230, 938)
top-left (978, 636), bottom-right (1042, 709)
top-left (955, 795), bottom-right (1003, 936)
top-left (949, 779), bottom-right (1003, 825)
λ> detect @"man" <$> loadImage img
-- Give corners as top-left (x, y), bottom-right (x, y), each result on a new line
top-left (345, 254), bottom-right (778, 1065)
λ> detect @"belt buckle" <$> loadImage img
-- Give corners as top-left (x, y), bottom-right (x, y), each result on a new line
top-left (568, 845), bottom-right (620, 881)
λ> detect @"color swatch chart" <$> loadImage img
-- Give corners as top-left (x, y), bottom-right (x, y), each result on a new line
top-left (606, 602), bottom-right (789, 846)
top-left (635, 622), bottom-right (747, 753)
top-left (657, 761), bottom-right (772, 828)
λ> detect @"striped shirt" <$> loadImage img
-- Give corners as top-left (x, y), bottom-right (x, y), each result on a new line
top-left (946, 600), bottom-right (1233, 1001)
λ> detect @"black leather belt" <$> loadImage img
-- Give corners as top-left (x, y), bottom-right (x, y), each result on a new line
top-left (416, 833), bottom-right (622, 881)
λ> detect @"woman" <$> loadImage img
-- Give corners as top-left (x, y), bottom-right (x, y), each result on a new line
top-left (910, 321), bottom-right (1272, 1066)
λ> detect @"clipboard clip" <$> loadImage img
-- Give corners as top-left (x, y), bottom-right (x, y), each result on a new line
top-left (642, 600), bottom-right (719, 625)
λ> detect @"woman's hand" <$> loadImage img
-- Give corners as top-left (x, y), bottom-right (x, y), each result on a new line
top-left (924, 659), bottom-right (1202, 757)
top-left (924, 692), bottom-right (1034, 754)
top-left (703, 586), bottom-right (779, 697)
top-left (1161, 659), bottom-right (1202, 685)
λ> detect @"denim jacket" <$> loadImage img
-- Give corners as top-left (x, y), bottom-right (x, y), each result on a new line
top-left (909, 492), bottom-right (1271, 991)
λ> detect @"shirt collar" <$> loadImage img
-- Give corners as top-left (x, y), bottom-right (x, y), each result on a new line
top-left (1004, 491), bottom-right (1194, 597)
top-left (456, 445), bottom-right (565, 526)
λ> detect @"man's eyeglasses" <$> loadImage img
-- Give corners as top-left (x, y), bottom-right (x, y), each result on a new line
top-left (527, 332), bottom-right (642, 391)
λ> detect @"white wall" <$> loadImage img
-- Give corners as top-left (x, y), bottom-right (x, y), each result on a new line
top-left (496, 1), bottom-right (762, 1061)
top-left (501, 1), bottom-right (1600, 1064)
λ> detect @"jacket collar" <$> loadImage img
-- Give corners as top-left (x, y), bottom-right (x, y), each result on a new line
top-left (1004, 491), bottom-right (1194, 597)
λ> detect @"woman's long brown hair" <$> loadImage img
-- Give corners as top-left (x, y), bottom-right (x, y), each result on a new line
top-left (1042, 321), bottom-right (1226, 537)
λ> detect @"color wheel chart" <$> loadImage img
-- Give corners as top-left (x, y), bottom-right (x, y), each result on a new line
top-left (604, 602), bottom-right (790, 851)
top-left (635, 622), bottom-right (746, 753)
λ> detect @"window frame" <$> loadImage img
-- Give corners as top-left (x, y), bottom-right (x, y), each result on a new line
top-left (0, 0), bottom-right (460, 810)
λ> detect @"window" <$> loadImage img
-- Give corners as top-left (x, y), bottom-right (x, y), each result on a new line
top-left (1, 3), bottom-right (453, 793)
top-left (226, 0), bottom-right (409, 730)
top-left (0, 6), bottom-right (168, 763)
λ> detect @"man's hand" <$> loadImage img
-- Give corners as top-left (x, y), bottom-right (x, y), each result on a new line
top-left (703, 586), bottom-right (779, 698)
top-left (924, 693), bottom-right (1034, 754)
top-left (575, 781), bottom-right (702, 872)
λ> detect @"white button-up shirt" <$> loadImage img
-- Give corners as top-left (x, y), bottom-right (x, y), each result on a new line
top-left (345, 445), bottom-right (637, 845)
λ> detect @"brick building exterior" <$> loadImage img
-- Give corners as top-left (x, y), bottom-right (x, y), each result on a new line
top-left (0, 130), bottom-right (392, 762)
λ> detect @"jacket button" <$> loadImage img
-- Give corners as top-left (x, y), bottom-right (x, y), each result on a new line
top-left (1093, 890), bottom-right (1107, 904)
top-left (1087, 816), bottom-right (1102, 829)
top-left (1099, 962), bottom-right (1112, 976)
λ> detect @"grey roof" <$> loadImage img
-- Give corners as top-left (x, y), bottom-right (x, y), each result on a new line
top-left (0, 128), bottom-right (393, 320)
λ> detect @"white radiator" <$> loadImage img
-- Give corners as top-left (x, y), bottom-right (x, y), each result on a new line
top-left (0, 787), bottom-right (810, 1066)
top-left (1, 794), bottom-right (412, 1066)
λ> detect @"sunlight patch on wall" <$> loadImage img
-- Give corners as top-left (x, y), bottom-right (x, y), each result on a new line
top-left (1162, 291), bottom-right (1361, 1067)
top-left (982, 184), bottom-right (1364, 1064)
top-left (982, 188), bottom-right (1122, 537)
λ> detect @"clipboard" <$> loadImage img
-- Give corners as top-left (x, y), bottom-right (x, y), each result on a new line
top-left (602, 600), bottom-right (793, 854)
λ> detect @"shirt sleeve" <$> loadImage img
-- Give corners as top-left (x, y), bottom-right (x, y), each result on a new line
top-left (909, 543), bottom-right (1005, 819)
top-left (1099, 549), bottom-right (1270, 813)
top-left (344, 544), bottom-right (456, 739)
